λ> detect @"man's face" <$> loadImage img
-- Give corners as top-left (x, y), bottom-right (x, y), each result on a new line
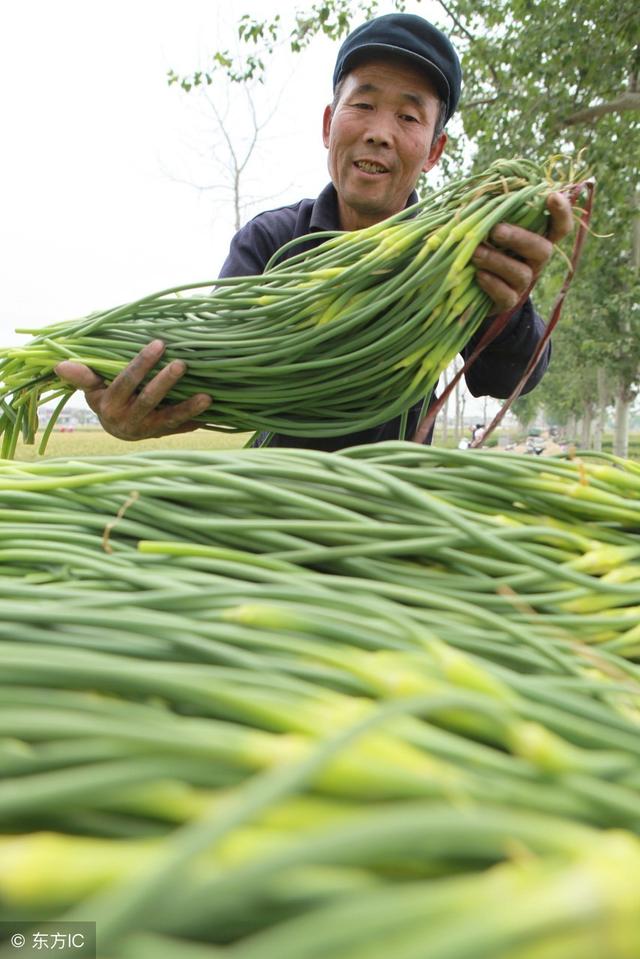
top-left (323, 58), bottom-right (447, 231)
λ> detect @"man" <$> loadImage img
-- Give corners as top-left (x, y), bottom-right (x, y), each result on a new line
top-left (55, 13), bottom-right (573, 447)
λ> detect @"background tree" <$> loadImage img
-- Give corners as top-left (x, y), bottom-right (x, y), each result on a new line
top-left (166, 69), bottom-right (290, 233)
top-left (511, 392), bottom-right (539, 435)
top-left (456, 0), bottom-right (640, 455)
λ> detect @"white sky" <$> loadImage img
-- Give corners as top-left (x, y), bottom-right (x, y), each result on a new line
top-left (0, 0), bottom-right (348, 342)
top-left (1, 0), bottom-right (449, 345)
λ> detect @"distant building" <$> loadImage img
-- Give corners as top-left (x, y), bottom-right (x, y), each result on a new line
top-left (39, 407), bottom-right (100, 428)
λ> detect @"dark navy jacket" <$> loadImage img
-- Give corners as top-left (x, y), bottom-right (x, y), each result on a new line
top-left (219, 182), bottom-right (550, 450)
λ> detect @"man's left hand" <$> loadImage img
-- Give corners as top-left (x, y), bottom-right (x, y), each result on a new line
top-left (471, 192), bottom-right (574, 314)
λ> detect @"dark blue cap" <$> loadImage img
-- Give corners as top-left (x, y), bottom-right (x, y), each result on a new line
top-left (332, 13), bottom-right (462, 125)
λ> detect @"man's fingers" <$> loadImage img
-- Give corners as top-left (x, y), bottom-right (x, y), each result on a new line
top-left (472, 245), bottom-right (533, 297)
top-left (107, 339), bottom-right (166, 406)
top-left (489, 223), bottom-right (552, 272)
top-left (146, 393), bottom-right (212, 435)
top-left (545, 191), bottom-right (574, 244)
top-left (474, 271), bottom-right (520, 313)
top-left (133, 359), bottom-right (189, 418)
top-left (56, 342), bottom-right (212, 441)
top-left (487, 192), bottom-right (574, 269)
top-left (54, 361), bottom-right (106, 393)
top-left (166, 420), bottom-right (205, 435)
top-left (54, 360), bottom-right (109, 420)
top-left (472, 191), bottom-right (576, 316)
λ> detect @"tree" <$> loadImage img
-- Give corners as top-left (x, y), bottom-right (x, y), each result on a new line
top-left (166, 66), bottom-right (290, 233)
top-left (511, 392), bottom-right (539, 434)
top-left (454, 0), bottom-right (640, 455)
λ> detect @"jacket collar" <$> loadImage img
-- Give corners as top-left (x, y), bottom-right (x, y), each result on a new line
top-left (309, 182), bottom-right (420, 232)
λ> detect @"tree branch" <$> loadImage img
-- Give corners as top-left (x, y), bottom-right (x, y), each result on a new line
top-left (237, 87), bottom-right (260, 176)
top-left (563, 91), bottom-right (640, 126)
top-left (434, 0), bottom-right (502, 92)
top-left (433, 0), bottom-right (476, 47)
top-left (463, 96), bottom-right (499, 109)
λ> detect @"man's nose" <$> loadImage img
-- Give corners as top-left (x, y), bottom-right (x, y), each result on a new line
top-left (364, 114), bottom-right (393, 147)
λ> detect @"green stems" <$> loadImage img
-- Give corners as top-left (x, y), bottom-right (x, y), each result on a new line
top-left (0, 157), bottom-right (586, 452)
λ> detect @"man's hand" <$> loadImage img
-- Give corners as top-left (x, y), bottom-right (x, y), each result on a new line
top-left (471, 191), bottom-right (574, 313)
top-left (54, 339), bottom-right (212, 441)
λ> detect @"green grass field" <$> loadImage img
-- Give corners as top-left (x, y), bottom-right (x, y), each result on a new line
top-left (10, 426), bottom-right (640, 462)
top-left (11, 428), bottom-right (253, 461)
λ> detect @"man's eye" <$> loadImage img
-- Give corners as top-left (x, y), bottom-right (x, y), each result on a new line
top-left (400, 114), bottom-right (418, 122)
top-left (353, 102), bottom-right (373, 109)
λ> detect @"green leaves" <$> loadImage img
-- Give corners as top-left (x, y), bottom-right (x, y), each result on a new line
top-left (448, 0), bottom-right (639, 434)
top-left (238, 13), bottom-right (281, 46)
top-left (170, 2), bottom-right (389, 85)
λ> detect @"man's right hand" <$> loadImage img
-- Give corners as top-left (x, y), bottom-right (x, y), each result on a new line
top-left (54, 339), bottom-right (212, 441)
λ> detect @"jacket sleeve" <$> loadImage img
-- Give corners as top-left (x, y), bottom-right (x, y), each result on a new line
top-left (218, 220), bottom-right (280, 279)
top-left (461, 298), bottom-right (550, 399)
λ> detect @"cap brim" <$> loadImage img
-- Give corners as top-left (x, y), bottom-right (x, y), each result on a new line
top-left (338, 42), bottom-right (451, 110)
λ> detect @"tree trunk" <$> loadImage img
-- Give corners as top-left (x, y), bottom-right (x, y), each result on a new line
top-left (454, 379), bottom-right (467, 443)
top-left (593, 368), bottom-right (608, 452)
top-left (633, 185), bottom-right (640, 274)
top-left (580, 403), bottom-right (594, 448)
top-left (233, 170), bottom-right (241, 233)
top-left (614, 382), bottom-right (633, 458)
top-left (566, 414), bottom-right (577, 443)
top-left (613, 186), bottom-right (640, 458)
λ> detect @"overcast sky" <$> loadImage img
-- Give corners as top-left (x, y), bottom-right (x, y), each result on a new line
top-left (2, 1), bottom-right (450, 347)
top-left (0, 0), bottom-right (375, 343)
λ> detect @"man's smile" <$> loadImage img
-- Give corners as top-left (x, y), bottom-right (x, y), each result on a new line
top-left (353, 159), bottom-right (389, 175)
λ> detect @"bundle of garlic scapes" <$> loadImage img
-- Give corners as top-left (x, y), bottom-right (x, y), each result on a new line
top-left (0, 156), bottom-right (587, 456)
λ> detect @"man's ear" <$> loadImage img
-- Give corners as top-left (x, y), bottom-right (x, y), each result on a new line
top-left (322, 104), bottom-right (333, 148)
top-left (422, 131), bottom-right (447, 174)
